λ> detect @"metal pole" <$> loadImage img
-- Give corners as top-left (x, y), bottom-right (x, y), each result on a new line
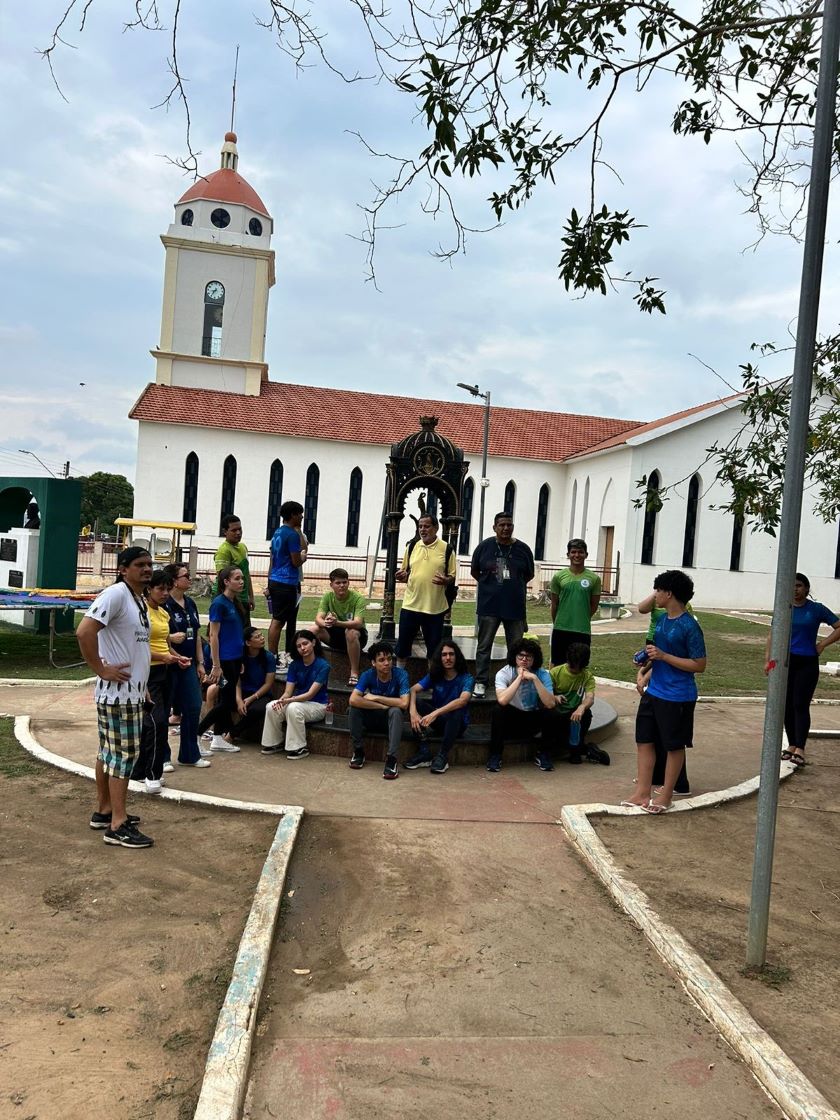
top-left (477, 391), bottom-right (491, 544)
top-left (746, 0), bottom-right (840, 968)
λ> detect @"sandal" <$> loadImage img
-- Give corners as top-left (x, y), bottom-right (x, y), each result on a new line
top-left (791, 753), bottom-right (808, 767)
top-left (348, 675), bottom-right (359, 687)
top-left (781, 750), bottom-right (794, 762)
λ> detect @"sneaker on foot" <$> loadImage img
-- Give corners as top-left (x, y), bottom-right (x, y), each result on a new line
top-left (349, 748), bottom-right (365, 769)
top-left (90, 811), bottom-right (140, 830)
top-left (286, 747), bottom-right (310, 759)
top-left (181, 758), bottom-right (211, 768)
top-left (199, 744), bottom-right (213, 758)
top-left (473, 682), bottom-right (486, 698)
top-left (382, 756), bottom-right (399, 780)
top-left (104, 821), bottom-right (154, 848)
top-left (535, 753), bottom-right (554, 772)
top-left (404, 747), bottom-right (433, 769)
top-left (144, 778), bottom-right (162, 795)
top-left (201, 730), bottom-right (214, 742)
top-left (568, 749), bottom-right (583, 765)
top-left (430, 753), bottom-right (449, 774)
top-left (210, 736), bottom-right (240, 753)
top-left (162, 761), bottom-right (175, 773)
top-left (486, 755), bottom-right (502, 773)
top-left (261, 743), bottom-right (283, 755)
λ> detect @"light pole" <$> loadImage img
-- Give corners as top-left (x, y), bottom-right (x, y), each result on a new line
top-left (17, 449), bottom-right (59, 478)
top-left (457, 382), bottom-right (491, 545)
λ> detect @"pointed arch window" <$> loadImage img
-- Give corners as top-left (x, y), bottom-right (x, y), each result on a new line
top-left (304, 463), bottom-right (320, 544)
top-left (731, 514), bottom-right (745, 573)
top-left (581, 477), bottom-right (590, 539)
top-left (504, 480), bottom-right (516, 518)
top-left (425, 490), bottom-right (439, 520)
top-left (265, 460), bottom-right (284, 541)
top-left (182, 452), bottom-right (199, 523)
top-left (535, 484), bottom-right (550, 561)
top-left (568, 480), bottom-right (578, 539)
top-left (346, 468), bottom-right (363, 547)
top-left (459, 478), bottom-right (475, 555)
top-left (219, 455), bottom-right (237, 534)
top-left (640, 470), bottom-right (661, 565)
top-left (682, 474), bottom-right (701, 568)
top-left (202, 281), bottom-right (225, 357)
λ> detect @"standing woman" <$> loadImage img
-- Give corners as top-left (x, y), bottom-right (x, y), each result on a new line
top-left (199, 566), bottom-right (247, 754)
top-left (236, 626), bottom-right (277, 741)
top-left (767, 572), bottom-right (840, 768)
top-left (163, 562), bottom-right (211, 768)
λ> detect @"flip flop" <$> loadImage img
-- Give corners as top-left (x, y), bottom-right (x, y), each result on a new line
top-left (619, 800), bottom-right (647, 809)
top-left (348, 675), bottom-right (359, 687)
top-left (641, 802), bottom-right (672, 814)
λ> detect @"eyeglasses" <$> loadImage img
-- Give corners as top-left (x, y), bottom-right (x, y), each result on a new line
top-left (178, 571), bottom-right (191, 579)
top-left (515, 652), bottom-right (533, 659)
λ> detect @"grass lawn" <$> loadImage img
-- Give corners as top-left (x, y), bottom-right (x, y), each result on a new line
top-left (0, 621), bottom-right (92, 680)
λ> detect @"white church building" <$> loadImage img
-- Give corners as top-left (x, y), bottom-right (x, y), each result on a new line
top-left (131, 133), bottom-right (840, 610)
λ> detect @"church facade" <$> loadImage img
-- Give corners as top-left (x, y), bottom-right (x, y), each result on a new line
top-left (130, 134), bottom-right (840, 610)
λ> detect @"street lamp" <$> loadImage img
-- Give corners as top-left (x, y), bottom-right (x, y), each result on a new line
top-left (18, 449), bottom-right (58, 478)
top-left (457, 382), bottom-right (491, 544)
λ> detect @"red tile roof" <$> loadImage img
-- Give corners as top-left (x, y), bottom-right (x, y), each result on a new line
top-left (130, 382), bottom-right (642, 462)
top-left (178, 169), bottom-right (270, 217)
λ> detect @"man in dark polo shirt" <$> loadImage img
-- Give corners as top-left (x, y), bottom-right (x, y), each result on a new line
top-left (470, 512), bottom-right (535, 698)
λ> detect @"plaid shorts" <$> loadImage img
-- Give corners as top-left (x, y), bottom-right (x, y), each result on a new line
top-left (96, 700), bottom-right (143, 779)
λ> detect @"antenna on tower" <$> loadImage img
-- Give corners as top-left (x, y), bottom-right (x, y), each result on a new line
top-left (230, 45), bottom-right (240, 134)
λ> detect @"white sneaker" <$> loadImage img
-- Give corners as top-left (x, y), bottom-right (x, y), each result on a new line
top-left (210, 735), bottom-right (240, 753)
top-left (201, 731), bottom-right (214, 742)
top-left (182, 758), bottom-right (211, 768)
top-left (199, 744), bottom-right (213, 758)
top-left (162, 761), bottom-right (175, 773)
top-left (145, 778), bottom-right (162, 795)
top-left (473, 682), bottom-right (486, 698)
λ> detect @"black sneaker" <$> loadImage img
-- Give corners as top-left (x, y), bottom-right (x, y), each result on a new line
top-left (286, 747), bottom-right (310, 759)
top-left (349, 748), bottom-right (365, 770)
top-left (430, 753), bottom-right (449, 774)
top-left (382, 756), bottom-right (399, 780)
top-left (585, 743), bottom-right (611, 766)
top-left (90, 811), bottom-right (141, 830)
top-left (486, 755), bottom-right (502, 773)
top-left (568, 749), bottom-right (583, 765)
top-left (404, 747), bottom-right (433, 769)
top-left (261, 743), bottom-right (283, 755)
top-left (103, 821), bottom-right (154, 848)
top-left (534, 753), bottom-right (554, 772)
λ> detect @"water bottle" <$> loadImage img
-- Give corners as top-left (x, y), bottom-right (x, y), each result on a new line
top-left (568, 719), bottom-right (581, 748)
top-left (325, 699), bottom-right (334, 726)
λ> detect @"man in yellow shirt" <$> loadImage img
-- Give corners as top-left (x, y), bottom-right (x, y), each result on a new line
top-left (395, 514), bottom-right (457, 667)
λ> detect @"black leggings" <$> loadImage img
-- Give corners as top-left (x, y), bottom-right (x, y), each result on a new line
top-left (784, 653), bottom-right (820, 749)
top-left (198, 657), bottom-right (243, 736)
top-left (133, 664), bottom-right (169, 782)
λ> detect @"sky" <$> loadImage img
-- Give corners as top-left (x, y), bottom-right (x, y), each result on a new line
top-left (3, 1), bottom-right (836, 484)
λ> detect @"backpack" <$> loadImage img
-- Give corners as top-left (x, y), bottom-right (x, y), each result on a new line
top-left (406, 538), bottom-right (459, 607)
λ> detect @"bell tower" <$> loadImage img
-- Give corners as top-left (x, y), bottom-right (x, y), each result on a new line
top-left (153, 132), bottom-right (276, 396)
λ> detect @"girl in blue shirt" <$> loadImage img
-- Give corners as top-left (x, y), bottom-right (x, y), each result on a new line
top-left (406, 641), bottom-right (474, 774)
top-left (235, 626), bottom-right (277, 741)
top-left (766, 572), bottom-right (840, 768)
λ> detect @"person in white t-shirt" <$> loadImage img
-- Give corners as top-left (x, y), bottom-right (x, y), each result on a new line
top-left (76, 546), bottom-right (155, 849)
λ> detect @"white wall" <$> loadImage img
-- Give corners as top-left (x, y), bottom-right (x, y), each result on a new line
top-left (170, 249), bottom-right (257, 360)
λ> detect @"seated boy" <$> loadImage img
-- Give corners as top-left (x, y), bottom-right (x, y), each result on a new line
top-left (486, 637), bottom-right (555, 773)
top-left (347, 641), bottom-right (410, 780)
top-left (314, 568), bottom-right (368, 686)
top-left (549, 642), bottom-right (596, 764)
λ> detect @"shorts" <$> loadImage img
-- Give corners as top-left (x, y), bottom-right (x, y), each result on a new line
top-left (268, 580), bottom-right (300, 622)
top-left (96, 699), bottom-right (144, 778)
top-left (323, 627), bottom-right (368, 652)
top-left (636, 692), bottom-right (695, 752)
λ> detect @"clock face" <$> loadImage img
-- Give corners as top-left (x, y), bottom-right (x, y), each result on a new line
top-left (206, 281), bottom-right (225, 302)
top-left (248, 217), bottom-right (263, 236)
top-left (210, 208), bottom-right (231, 229)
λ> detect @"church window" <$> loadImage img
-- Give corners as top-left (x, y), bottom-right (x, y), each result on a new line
top-left (682, 474), bottom-right (701, 568)
top-left (219, 455), bottom-right (237, 534)
top-left (504, 480), bottom-right (516, 518)
top-left (731, 514), bottom-right (745, 573)
top-left (459, 478), bottom-right (474, 555)
top-left (568, 480), bottom-right (578, 538)
top-left (535, 484), bottom-right (550, 561)
top-left (265, 460), bottom-right (283, 541)
top-left (581, 477), bottom-right (590, 537)
top-left (425, 491), bottom-right (439, 520)
top-left (346, 468), bottom-right (363, 547)
top-left (202, 281), bottom-right (225, 358)
top-left (640, 470), bottom-right (661, 565)
top-left (181, 209), bottom-right (193, 227)
top-left (248, 217), bottom-right (263, 236)
top-left (210, 208), bottom-right (231, 229)
top-left (182, 452), bottom-right (199, 523)
top-left (305, 464), bottom-right (320, 544)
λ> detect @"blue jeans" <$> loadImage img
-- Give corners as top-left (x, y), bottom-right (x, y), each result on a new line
top-left (170, 664), bottom-right (203, 763)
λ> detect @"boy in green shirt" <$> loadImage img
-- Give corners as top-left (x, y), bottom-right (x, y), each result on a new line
top-left (314, 567), bottom-right (368, 685)
top-left (549, 538), bottom-right (602, 666)
top-left (549, 642), bottom-right (596, 763)
top-left (214, 514), bottom-right (254, 626)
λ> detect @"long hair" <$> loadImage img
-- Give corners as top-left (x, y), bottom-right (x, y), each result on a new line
top-left (243, 625), bottom-right (268, 672)
top-left (427, 640), bottom-right (467, 682)
top-left (292, 629), bottom-right (324, 661)
top-left (218, 565), bottom-right (247, 623)
top-left (506, 637), bottom-right (544, 670)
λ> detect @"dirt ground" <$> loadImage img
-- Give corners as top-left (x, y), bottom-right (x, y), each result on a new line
top-left (0, 723), bottom-right (277, 1120)
top-left (596, 737), bottom-right (840, 1107)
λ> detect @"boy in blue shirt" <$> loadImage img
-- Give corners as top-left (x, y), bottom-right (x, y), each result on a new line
top-left (348, 641), bottom-right (410, 779)
top-left (267, 500), bottom-right (308, 665)
top-left (622, 570), bottom-right (706, 814)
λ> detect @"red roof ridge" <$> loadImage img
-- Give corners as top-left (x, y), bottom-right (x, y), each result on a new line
top-left (178, 168), bottom-right (270, 218)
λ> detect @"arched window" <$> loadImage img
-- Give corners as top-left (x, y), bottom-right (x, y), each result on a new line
top-left (731, 513), bottom-right (745, 573)
top-left (219, 455), bottom-right (237, 534)
top-left (581, 477), bottom-right (590, 539)
top-left (265, 459), bottom-right (283, 541)
top-left (682, 474), bottom-right (701, 567)
top-left (304, 463), bottom-right (320, 543)
top-left (568, 480), bottom-right (578, 538)
top-left (346, 467), bottom-right (363, 547)
top-left (202, 281), bottom-right (225, 357)
top-left (640, 470), bottom-right (661, 565)
top-left (459, 478), bottom-right (475, 555)
top-left (425, 491), bottom-right (439, 520)
top-left (535, 484), bottom-right (550, 561)
top-left (182, 452), bottom-right (199, 523)
top-left (504, 480), bottom-right (516, 517)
